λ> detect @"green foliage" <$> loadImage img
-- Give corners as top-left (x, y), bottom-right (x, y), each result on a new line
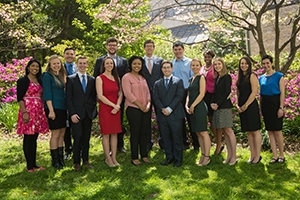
top-left (1, 136), bottom-right (300, 199)
top-left (0, 102), bottom-right (19, 132)
top-left (283, 115), bottom-right (300, 136)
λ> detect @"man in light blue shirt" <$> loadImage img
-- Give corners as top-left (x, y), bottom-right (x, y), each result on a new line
top-left (172, 41), bottom-right (199, 151)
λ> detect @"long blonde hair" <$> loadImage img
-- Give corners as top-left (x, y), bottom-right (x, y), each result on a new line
top-left (46, 55), bottom-right (67, 88)
top-left (213, 57), bottom-right (228, 77)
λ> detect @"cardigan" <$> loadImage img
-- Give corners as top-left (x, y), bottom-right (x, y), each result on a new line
top-left (17, 76), bottom-right (43, 102)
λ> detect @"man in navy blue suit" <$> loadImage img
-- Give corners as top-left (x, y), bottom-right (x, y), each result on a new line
top-left (153, 60), bottom-right (185, 167)
top-left (66, 56), bottom-right (97, 171)
top-left (142, 40), bottom-right (164, 152)
top-left (93, 37), bottom-right (128, 153)
top-left (63, 47), bottom-right (78, 160)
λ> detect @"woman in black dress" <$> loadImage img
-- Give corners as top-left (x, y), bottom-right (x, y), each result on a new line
top-left (236, 57), bottom-right (262, 164)
top-left (186, 59), bottom-right (211, 166)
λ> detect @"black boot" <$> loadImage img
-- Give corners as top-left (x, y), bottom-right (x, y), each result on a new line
top-left (50, 149), bottom-right (62, 169)
top-left (58, 147), bottom-right (66, 167)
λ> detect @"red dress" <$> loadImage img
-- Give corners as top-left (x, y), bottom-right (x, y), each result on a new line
top-left (17, 81), bottom-right (49, 135)
top-left (98, 74), bottom-right (122, 134)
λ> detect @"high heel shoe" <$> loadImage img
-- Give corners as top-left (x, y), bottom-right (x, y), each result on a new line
top-left (105, 160), bottom-right (115, 167)
top-left (251, 156), bottom-right (262, 164)
top-left (229, 159), bottom-right (238, 166)
top-left (197, 155), bottom-right (211, 166)
top-left (214, 145), bottom-right (224, 155)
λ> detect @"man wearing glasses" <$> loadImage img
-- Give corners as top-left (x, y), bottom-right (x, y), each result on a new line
top-left (94, 37), bottom-right (128, 153)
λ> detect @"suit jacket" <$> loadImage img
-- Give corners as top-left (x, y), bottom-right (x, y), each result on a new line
top-left (211, 74), bottom-right (233, 109)
top-left (153, 76), bottom-right (185, 122)
top-left (66, 73), bottom-right (97, 120)
top-left (143, 56), bottom-right (163, 92)
top-left (93, 55), bottom-right (128, 78)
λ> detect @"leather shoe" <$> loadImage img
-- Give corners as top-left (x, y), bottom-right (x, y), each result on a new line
top-left (173, 160), bottom-right (182, 167)
top-left (118, 147), bottom-right (126, 154)
top-left (74, 163), bottom-right (81, 171)
top-left (83, 161), bottom-right (93, 169)
top-left (160, 159), bottom-right (174, 166)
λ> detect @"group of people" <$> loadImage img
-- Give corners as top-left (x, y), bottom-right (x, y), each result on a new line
top-left (16, 37), bottom-right (286, 172)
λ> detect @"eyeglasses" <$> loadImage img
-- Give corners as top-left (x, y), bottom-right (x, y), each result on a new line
top-left (145, 45), bottom-right (154, 48)
top-left (107, 44), bottom-right (117, 47)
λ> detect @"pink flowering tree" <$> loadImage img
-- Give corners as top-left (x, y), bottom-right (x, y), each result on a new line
top-left (0, 58), bottom-right (30, 103)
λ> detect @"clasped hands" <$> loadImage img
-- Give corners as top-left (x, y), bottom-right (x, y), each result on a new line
top-left (210, 103), bottom-right (218, 111)
top-left (236, 104), bottom-right (248, 113)
top-left (111, 104), bottom-right (120, 114)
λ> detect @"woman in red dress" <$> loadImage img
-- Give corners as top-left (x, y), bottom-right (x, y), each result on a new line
top-left (17, 58), bottom-right (49, 172)
top-left (96, 57), bottom-right (123, 167)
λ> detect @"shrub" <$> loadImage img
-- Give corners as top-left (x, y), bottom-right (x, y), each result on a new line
top-left (0, 102), bottom-right (19, 132)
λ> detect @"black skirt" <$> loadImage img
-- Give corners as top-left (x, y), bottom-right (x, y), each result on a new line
top-left (45, 108), bottom-right (67, 130)
top-left (261, 94), bottom-right (283, 131)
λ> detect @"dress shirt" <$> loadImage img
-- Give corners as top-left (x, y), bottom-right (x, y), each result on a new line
top-left (77, 72), bottom-right (87, 86)
top-left (172, 57), bottom-right (193, 89)
top-left (144, 56), bottom-right (153, 72)
top-left (164, 75), bottom-right (173, 113)
top-left (107, 54), bottom-right (117, 67)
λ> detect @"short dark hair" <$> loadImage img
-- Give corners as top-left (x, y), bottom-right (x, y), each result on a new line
top-left (25, 58), bottom-right (42, 79)
top-left (161, 60), bottom-right (173, 68)
top-left (64, 47), bottom-right (75, 53)
top-left (203, 49), bottom-right (215, 58)
top-left (144, 40), bottom-right (155, 48)
top-left (172, 41), bottom-right (184, 49)
top-left (128, 56), bottom-right (145, 77)
top-left (106, 37), bottom-right (118, 44)
top-left (261, 54), bottom-right (273, 63)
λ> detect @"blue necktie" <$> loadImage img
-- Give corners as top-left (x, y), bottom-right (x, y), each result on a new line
top-left (82, 75), bottom-right (86, 93)
top-left (67, 64), bottom-right (74, 75)
top-left (165, 78), bottom-right (169, 89)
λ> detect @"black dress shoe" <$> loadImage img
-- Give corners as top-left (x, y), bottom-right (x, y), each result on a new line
top-left (160, 159), bottom-right (174, 165)
top-left (118, 147), bottom-right (126, 154)
top-left (173, 160), bottom-right (182, 167)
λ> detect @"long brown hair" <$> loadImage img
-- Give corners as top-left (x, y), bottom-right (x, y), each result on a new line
top-left (45, 55), bottom-right (67, 88)
top-left (236, 57), bottom-right (252, 87)
top-left (100, 57), bottom-right (121, 89)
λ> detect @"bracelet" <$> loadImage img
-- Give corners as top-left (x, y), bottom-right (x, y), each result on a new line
top-left (279, 107), bottom-right (284, 110)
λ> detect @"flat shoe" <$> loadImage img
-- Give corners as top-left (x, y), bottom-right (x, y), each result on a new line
top-left (131, 160), bottom-right (141, 166)
top-left (142, 158), bottom-right (151, 164)
top-left (278, 157), bottom-right (285, 163)
top-left (26, 168), bottom-right (35, 173)
top-left (269, 157), bottom-right (278, 164)
top-left (34, 166), bottom-right (46, 171)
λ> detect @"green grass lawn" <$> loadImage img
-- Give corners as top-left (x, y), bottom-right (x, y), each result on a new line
top-left (0, 134), bottom-right (299, 200)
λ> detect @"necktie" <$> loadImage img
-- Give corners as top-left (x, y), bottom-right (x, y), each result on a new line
top-left (148, 58), bottom-right (152, 74)
top-left (165, 78), bottom-right (169, 89)
top-left (68, 64), bottom-right (74, 75)
top-left (82, 75), bottom-right (86, 93)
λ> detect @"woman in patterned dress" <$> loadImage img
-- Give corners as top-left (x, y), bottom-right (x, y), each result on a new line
top-left (17, 58), bottom-right (49, 172)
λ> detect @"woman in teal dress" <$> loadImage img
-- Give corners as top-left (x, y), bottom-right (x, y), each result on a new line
top-left (186, 58), bottom-right (211, 166)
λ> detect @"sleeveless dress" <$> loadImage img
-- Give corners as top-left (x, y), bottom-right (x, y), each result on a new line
top-left (17, 81), bottom-right (49, 135)
top-left (237, 76), bottom-right (261, 132)
top-left (98, 74), bottom-right (122, 134)
top-left (188, 75), bottom-right (208, 132)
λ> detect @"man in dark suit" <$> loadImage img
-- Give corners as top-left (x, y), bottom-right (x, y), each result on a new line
top-left (142, 40), bottom-right (164, 152)
top-left (66, 56), bottom-right (97, 171)
top-left (153, 60), bottom-right (185, 167)
top-left (93, 37), bottom-right (128, 153)
top-left (63, 47), bottom-right (78, 160)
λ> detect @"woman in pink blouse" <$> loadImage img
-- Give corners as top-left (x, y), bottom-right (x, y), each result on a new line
top-left (200, 50), bottom-right (223, 155)
top-left (122, 56), bottom-right (152, 166)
